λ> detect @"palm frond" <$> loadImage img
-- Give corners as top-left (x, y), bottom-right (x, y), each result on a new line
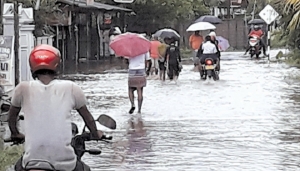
top-left (288, 10), bottom-right (300, 31)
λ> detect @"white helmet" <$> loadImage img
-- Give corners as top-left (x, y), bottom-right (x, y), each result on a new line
top-left (209, 31), bottom-right (216, 37)
top-left (254, 25), bottom-right (259, 29)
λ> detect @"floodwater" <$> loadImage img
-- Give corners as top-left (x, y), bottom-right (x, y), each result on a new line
top-left (4, 50), bottom-right (300, 171)
top-left (68, 50), bottom-right (300, 171)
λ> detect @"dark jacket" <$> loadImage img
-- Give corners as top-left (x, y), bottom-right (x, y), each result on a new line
top-left (164, 44), bottom-right (181, 64)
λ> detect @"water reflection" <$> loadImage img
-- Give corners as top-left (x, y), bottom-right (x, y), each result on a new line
top-left (18, 50), bottom-right (300, 170)
top-left (125, 115), bottom-right (155, 169)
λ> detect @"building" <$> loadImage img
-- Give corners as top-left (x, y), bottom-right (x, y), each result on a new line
top-left (43, 0), bottom-right (132, 61)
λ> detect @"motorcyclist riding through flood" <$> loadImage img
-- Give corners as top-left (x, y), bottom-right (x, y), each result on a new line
top-left (244, 25), bottom-right (267, 56)
top-left (6, 44), bottom-right (104, 171)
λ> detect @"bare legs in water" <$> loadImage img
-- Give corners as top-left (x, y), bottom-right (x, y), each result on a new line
top-left (128, 87), bottom-right (144, 114)
top-left (159, 69), bottom-right (166, 81)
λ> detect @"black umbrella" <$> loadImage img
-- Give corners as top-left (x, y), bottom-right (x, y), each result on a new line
top-left (153, 28), bottom-right (180, 40)
top-left (194, 15), bottom-right (222, 24)
top-left (248, 19), bottom-right (266, 25)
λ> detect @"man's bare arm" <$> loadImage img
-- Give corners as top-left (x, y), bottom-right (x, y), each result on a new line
top-left (8, 106), bottom-right (21, 135)
top-left (77, 105), bottom-right (99, 138)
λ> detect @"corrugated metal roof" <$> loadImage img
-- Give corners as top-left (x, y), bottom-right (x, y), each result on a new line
top-left (57, 0), bottom-right (132, 12)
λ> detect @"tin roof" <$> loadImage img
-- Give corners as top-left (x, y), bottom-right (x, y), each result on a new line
top-left (57, 0), bottom-right (132, 12)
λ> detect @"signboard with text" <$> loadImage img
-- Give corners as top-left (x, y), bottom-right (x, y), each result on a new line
top-left (0, 36), bottom-right (14, 87)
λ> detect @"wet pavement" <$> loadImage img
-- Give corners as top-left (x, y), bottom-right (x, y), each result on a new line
top-left (65, 50), bottom-right (300, 170)
top-left (3, 50), bottom-right (300, 170)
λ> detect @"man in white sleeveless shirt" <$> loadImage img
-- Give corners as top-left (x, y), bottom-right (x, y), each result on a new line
top-left (8, 44), bottom-right (102, 171)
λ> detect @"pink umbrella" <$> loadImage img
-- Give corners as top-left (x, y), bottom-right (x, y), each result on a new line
top-left (109, 32), bottom-right (151, 58)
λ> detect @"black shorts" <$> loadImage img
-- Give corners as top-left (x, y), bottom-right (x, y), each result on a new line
top-left (158, 61), bottom-right (165, 70)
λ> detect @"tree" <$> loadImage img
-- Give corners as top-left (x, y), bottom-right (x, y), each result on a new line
top-left (115, 0), bottom-right (209, 47)
top-left (122, 0), bottom-right (209, 33)
top-left (284, 0), bottom-right (300, 31)
top-left (4, 0), bottom-right (62, 37)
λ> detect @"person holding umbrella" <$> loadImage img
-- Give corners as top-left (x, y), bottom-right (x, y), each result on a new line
top-left (164, 37), bottom-right (182, 82)
top-left (208, 31), bottom-right (221, 72)
top-left (244, 25), bottom-right (267, 56)
top-left (149, 35), bottom-right (161, 76)
top-left (157, 38), bottom-right (171, 81)
top-left (127, 52), bottom-right (152, 114)
top-left (109, 33), bottom-right (152, 114)
top-left (189, 31), bottom-right (204, 67)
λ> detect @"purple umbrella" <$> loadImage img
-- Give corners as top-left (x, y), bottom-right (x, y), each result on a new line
top-left (216, 36), bottom-right (230, 51)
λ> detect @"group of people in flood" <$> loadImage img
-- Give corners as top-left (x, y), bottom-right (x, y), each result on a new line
top-left (125, 30), bottom-right (222, 115)
top-left (146, 30), bottom-right (221, 82)
top-left (127, 24), bottom-right (268, 115)
top-left (148, 36), bottom-right (182, 81)
top-left (2, 28), bottom-right (223, 171)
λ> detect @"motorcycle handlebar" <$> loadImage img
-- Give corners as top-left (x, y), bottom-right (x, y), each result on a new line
top-left (4, 137), bottom-right (24, 146)
top-left (4, 132), bottom-right (113, 146)
top-left (81, 132), bottom-right (113, 141)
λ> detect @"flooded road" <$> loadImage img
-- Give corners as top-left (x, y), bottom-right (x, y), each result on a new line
top-left (64, 50), bottom-right (300, 170)
top-left (3, 50), bottom-right (300, 170)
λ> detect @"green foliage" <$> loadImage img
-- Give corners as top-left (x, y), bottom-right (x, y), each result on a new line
top-left (4, 0), bottom-right (60, 37)
top-left (119, 0), bottom-right (209, 34)
top-left (180, 48), bottom-right (193, 59)
top-left (132, 0), bottom-right (209, 20)
top-left (272, 0), bottom-right (300, 57)
top-left (285, 49), bottom-right (300, 65)
top-left (270, 30), bottom-right (288, 48)
top-left (0, 145), bottom-right (24, 171)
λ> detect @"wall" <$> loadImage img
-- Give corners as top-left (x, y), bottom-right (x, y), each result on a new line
top-left (2, 3), bottom-right (35, 92)
top-left (215, 17), bottom-right (248, 49)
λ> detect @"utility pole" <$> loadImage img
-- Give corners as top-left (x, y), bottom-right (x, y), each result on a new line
top-left (0, 0), bottom-right (4, 35)
top-left (252, 0), bottom-right (257, 20)
top-left (262, 0), bottom-right (266, 7)
top-left (227, 0), bottom-right (231, 19)
top-left (13, 1), bottom-right (19, 86)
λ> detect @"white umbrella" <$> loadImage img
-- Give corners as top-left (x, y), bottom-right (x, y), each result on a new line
top-left (186, 22), bottom-right (216, 31)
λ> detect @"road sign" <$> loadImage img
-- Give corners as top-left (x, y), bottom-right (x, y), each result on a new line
top-left (259, 4), bottom-right (279, 25)
top-left (113, 0), bottom-right (134, 3)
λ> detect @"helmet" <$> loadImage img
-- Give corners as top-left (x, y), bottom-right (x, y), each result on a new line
top-left (29, 44), bottom-right (61, 73)
top-left (209, 31), bottom-right (216, 37)
top-left (253, 25), bottom-right (260, 30)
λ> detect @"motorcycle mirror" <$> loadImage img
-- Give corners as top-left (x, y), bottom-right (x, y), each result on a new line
top-left (96, 114), bottom-right (116, 130)
top-left (86, 149), bottom-right (102, 155)
top-left (19, 115), bottom-right (24, 120)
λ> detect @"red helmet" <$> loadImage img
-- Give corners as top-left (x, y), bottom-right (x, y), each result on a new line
top-left (29, 44), bottom-right (61, 73)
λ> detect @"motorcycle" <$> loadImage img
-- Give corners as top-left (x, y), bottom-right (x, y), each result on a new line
top-left (4, 114), bottom-right (117, 171)
top-left (201, 58), bottom-right (219, 81)
top-left (248, 35), bottom-right (262, 58)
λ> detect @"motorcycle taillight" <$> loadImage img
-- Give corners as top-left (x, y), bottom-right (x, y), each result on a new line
top-left (205, 60), bottom-right (213, 65)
